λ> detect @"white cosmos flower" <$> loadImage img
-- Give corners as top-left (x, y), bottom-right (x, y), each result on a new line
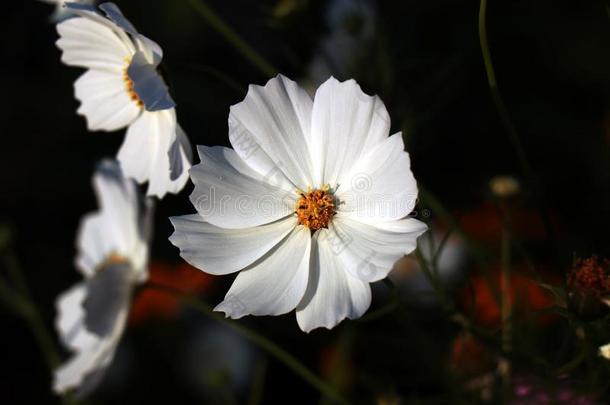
top-left (56, 2), bottom-right (192, 198)
top-left (54, 160), bottom-right (151, 396)
top-left (170, 75), bottom-right (427, 332)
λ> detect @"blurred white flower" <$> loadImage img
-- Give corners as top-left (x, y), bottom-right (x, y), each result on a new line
top-left (306, 0), bottom-right (376, 88)
top-left (38, 0), bottom-right (94, 21)
top-left (55, 2), bottom-right (192, 198)
top-left (53, 160), bottom-right (151, 397)
top-left (600, 343), bottom-right (610, 360)
top-left (390, 226), bottom-right (467, 306)
top-left (170, 75), bottom-right (427, 332)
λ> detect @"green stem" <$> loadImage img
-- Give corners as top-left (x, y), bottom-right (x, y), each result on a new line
top-left (478, 0), bottom-right (533, 181)
top-left (358, 298), bottom-right (399, 323)
top-left (247, 357), bottom-right (267, 405)
top-left (478, 0), bottom-right (559, 255)
top-left (431, 228), bottom-right (453, 271)
top-left (0, 241), bottom-right (77, 405)
top-left (418, 187), bottom-right (501, 306)
top-left (144, 283), bottom-right (349, 405)
top-left (414, 248), bottom-right (454, 313)
top-left (320, 328), bottom-right (353, 405)
top-left (0, 253), bottom-right (61, 371)
top-left (182, 64), bottom-right (246, 95)
top-left (187, 0), bottom-right (278, 78)
top-left (500, 227), bottom-right (512, 396)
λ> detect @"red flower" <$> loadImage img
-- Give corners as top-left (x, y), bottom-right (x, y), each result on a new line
top-left (129, 261), bottom-right (213, 325)
top-left (567, 256), bottom-right (610, 298)
top-left (450, 333), bottom-right (491, 376)
top-left (462, 266), bottom-right (557, 327)
top-left (458, 202), bottom-right (552, 244)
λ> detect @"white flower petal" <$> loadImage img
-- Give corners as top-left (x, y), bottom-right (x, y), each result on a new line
top-left (309, 77), bottom-right (390, 187)
top-left (74, 69), bottom-right (142, 132)
top-left (81, 262), bottom-right (134, 337)
top-left (127, 51), bottom-right (175, 111)
top-left (56, 283), bottom-right (97, 351)
top-left (169, 124), bottom-right (193, 181)
top-left (54, 342), bottom-right (104, 394)
top-left (146, 139), bottom-right (191, 198)
top-left (296, 230), bottom-right (371, 332)
top-left (228, 75), bottom-right (314, 190)
top-left (215, 226), bottom-right (311, 318)
top-left (169, 215), bottom-right (297, 275)
top-left (75, 160), bottom-right (146, 275)
top-left (75, 214), bottom-right (109, 276)
top-left (54, 269), bottom-right (132, 396)
top-left (98, 2), bottom-right (138, 36)
top-left (56, 15), bottom-right (133, 71)
top-left (336, 133), bottom-right (418, 221)
top-left (53, 308), bottom-right (127, 396)
top-left (600, 343), bottom-right (610, 360)
top-left (189, 145), bottom-right (296, 229)
top-left (40, 0), bottom-right (94, 21)
top-left (117, 110), bottom-right (191, 198)
top-left (330, 215), bottom-right (428, 282)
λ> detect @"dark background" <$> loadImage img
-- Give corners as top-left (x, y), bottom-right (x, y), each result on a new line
top-left (1, 0), bottom-right (609, 403)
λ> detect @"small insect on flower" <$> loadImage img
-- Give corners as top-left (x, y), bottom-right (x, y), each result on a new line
top-left (170, 75), bottom-right (427, 332)
top-left (53, 160), bottom-right (151, 397)
top-left (55, 2), bottom-right (192, 198)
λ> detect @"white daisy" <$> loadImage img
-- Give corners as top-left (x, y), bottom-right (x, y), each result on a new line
top-left (170, 75), bottom-right (427, 332)
top-left (56, 2), bottom-right (192, 198)
top-left (54, 160), bottom-right (151, 396)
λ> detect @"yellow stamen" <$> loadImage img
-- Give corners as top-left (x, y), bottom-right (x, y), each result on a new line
top-left (296, 187), bottom-right (335, 230)
top-left (96, 253), bottom-right (129, 272)
top-left (123, 57), bottom-right (143, 108)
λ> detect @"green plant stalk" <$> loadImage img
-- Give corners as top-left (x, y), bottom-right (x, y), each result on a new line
top-left (415, 248), bottom-right (454, 313)
top-left (500, 227), bottom-right (512, 396)
top-left (1, 253), bottom-right (61, 371)
top-left (478, 0), bottom-right (533, 181)
top-left (247, 357), bottom-right (267, 405)
top-left (187, 0), bottom-right (278, 78)
top-left (1, 246), bottom-right (80, 405)
top-left (478, 0), bottom-right (559, 256)
top-left (183, 64), bottom-right (246, 95)
top-left (418, 187), bottom-right (502, 306)
top-left (320, 328), bottom-right (353, 405)
top-left (145, 283), bottom-right (349, 405)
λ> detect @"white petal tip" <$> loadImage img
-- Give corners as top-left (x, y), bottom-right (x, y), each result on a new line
top-left (214, 298), bottom-right (247, 319)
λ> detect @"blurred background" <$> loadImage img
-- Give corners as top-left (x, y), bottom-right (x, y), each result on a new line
top-left (1, 0), bottom-right (609, 403)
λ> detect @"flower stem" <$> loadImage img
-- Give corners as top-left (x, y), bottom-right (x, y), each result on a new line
top-left (418, 187), bottom-right (502, 306)
top-left (500, 227), bottom-right (512, 396)
top-left (186, 0), bottom-right (278, 78)
top-left (478, 0), bottom-right (559, 256)
top-left (414, 248), bottom-right (454, 313)
top-left (144, 282), bottom-right (349, 405)
top-left (0, 250), bottom-right (61, 371)
top-left (478, 0), bottom-right (533, 181)
top-left (247, 357), bottom-right (267, 405)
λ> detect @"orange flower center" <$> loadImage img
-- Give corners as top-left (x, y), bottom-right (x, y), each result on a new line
top-left (123, 58), bottom-right (143, 108)
top-left (97, 253), bottom-right (129, 272)
top-left (296, 188), bottom-right (335, 230)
